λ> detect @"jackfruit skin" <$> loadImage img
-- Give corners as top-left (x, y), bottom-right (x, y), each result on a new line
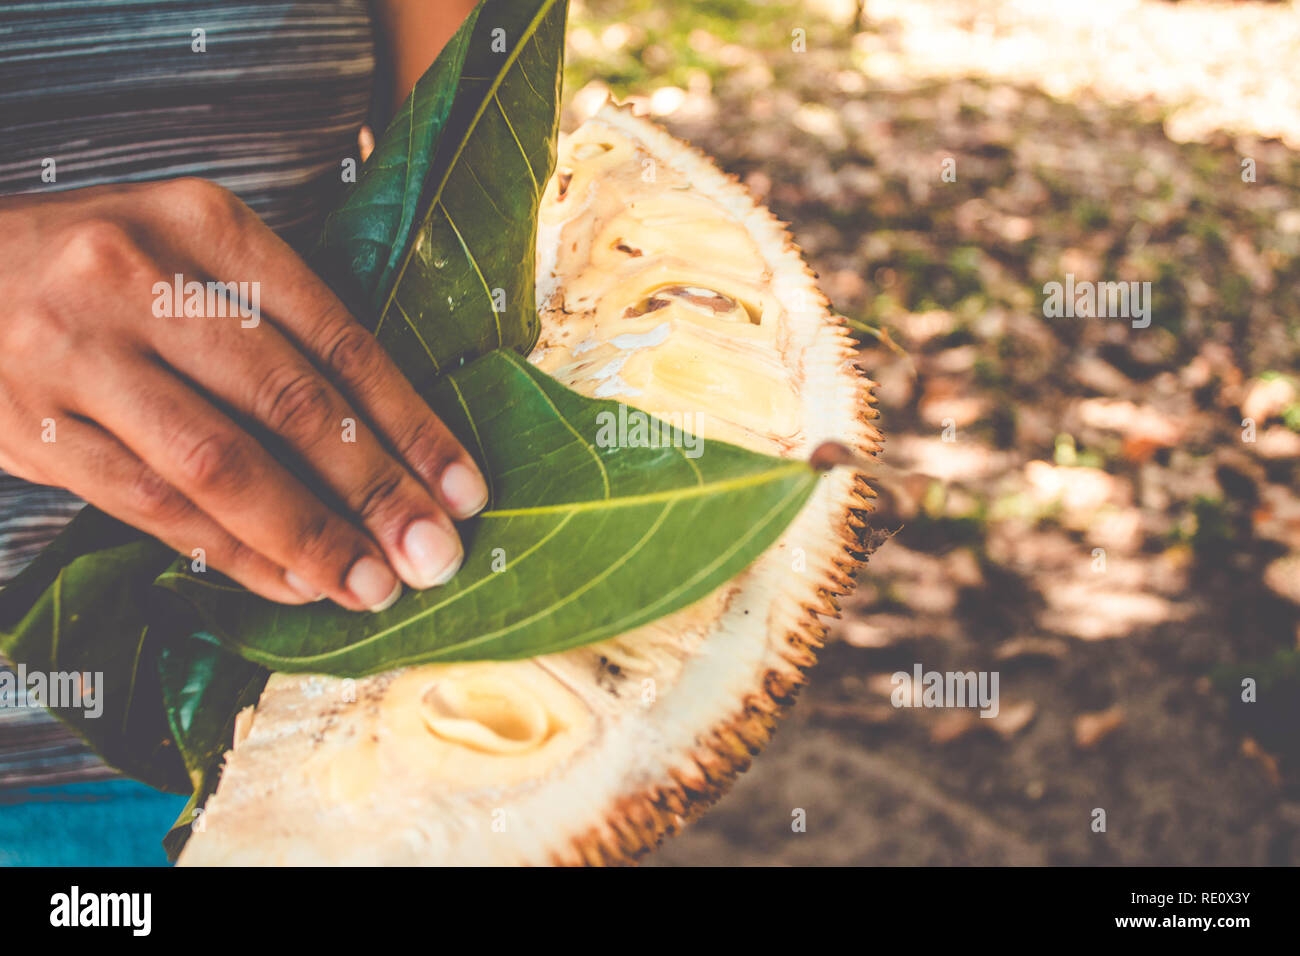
top-left (178, 105), bottom-right (880, 867)
top-left (534, 106), bottom-right (880, 864)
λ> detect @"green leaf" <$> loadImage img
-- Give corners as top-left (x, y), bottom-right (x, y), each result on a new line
top-left (0, 509), bottom-right (270, 809)
top-left (158, 351), bottom-right (818, 676)
top-left (158, 638), bottom-right (268, 790)
top-left (162, 789), bottom-right (205, 862)
top-left (0, 510), bottom-right (190, 793)
top-left (316, 5), bottom-right (481, 311)
top-left (158, 640), bottom-right (268, 860)
top-left (372, 0), bottom-right (568, 389)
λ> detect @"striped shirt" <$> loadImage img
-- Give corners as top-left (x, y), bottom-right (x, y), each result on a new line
top-left (0, 0), bottom-right (376, 785)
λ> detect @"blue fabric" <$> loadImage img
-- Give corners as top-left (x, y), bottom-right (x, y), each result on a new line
top-left (0, 781), bottom-right (189, 867)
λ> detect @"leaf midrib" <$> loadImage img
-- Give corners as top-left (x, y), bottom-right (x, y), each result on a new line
top-left (481, 462), bottom-right (808, 517)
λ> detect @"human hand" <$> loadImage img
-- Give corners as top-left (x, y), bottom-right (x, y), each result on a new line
top-left (0, 179), bottom-right (487, 611)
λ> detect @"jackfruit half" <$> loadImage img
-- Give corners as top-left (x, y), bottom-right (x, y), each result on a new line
top-left (178, 105), bottom-right (880, 866)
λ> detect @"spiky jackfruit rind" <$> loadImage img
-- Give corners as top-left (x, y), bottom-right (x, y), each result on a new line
top-left (536, 106), bottom-right (880, 864)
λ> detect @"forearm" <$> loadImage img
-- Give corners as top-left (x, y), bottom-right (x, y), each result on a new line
top-left (370, 0), bottom-right (479, 115)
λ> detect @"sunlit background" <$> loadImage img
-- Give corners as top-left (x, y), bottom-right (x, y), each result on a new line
top-left (2, 0), bottom-right (1296, 867)
top-left (562, 0), bottom-right (1300, 864)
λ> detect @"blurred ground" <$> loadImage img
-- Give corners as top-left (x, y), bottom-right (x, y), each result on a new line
top-left (566, 0), bottom-right (1300, 864)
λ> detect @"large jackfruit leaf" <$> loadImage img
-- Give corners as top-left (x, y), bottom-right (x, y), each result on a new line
top-left (158, 639), bottom-right (268, 792)
top-left (316, 5), bottom-right (481, 308)
top-left (0, 509), bottom-right (189, 793)
top-left (370, 0), bottom-right (567, 388)
top-left (157, 351), bottom-right (819, 676)
top-left (158, 639), bottom-right (267, 860)
top-left (0, 507), bottom-right (269, 795)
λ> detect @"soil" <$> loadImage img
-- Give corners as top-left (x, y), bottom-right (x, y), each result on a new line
top-left (568, 0), bottom-right (1300, 866)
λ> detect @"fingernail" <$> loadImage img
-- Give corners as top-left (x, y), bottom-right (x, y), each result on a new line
top-left (346, 556), bottom-right (402, 611)
top-left (284, 570), bottom-right (325, 602)
top-left (403, 518), bottom-right (463, 588)
top-left (440, 461), bottom-right (488, 518)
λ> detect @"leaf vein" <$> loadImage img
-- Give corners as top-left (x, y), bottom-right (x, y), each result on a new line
top-left (494, 92), bottom-right (539, 199)
top-left (445, 373), bottom-right (493, 506)
top-left (119, 625), bottom-right (148, 735)
top-left (507, 362), bottom-right (611, 498)
top-left (514, 49), bottom-right (546, 105)
top-left (439, 199), bottom-right (502, 347)
top-left (393, 296), bottom-right (443, 374)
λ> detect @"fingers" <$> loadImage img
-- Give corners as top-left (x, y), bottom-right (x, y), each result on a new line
top-left (151, 313), bottom-right (464, 590)
top-left (138, 178), bottom-right (489, 519)
top-left (31, 415), bottom-right (313, 606)
top-left (297, 314), bottom-right (491, 520)
top-left (78, 351), bottom-right (401, 612)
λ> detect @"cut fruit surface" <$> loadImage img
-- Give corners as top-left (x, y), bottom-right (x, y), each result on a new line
top-left (178, 105), bottom-right (880, 866)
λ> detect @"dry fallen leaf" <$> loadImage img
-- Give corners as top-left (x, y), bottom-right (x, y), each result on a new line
top-left (1241, 376), bottom-right (1297, 424)
top-left (928, 700), bottom-right (1035, 743)
top-left (930, 710), bottom-right (978, 744)
top-left (995, 636), bottom-right (1069, 661)
top-left (806, 701), bottom-right (896, 726)
top-left (1074, 706), bottom-right (1125, 749)
top-left (991, 700), bottom-right (1037, 739)
top-left (839, 619), bottom-right (898, 648)
top-left (1262, 555), bottom-right (1300, 607)
top-left (1240, 737), bottom-right (1281, 788)
top-left (1252, 426), bottom-right (1300, 461)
